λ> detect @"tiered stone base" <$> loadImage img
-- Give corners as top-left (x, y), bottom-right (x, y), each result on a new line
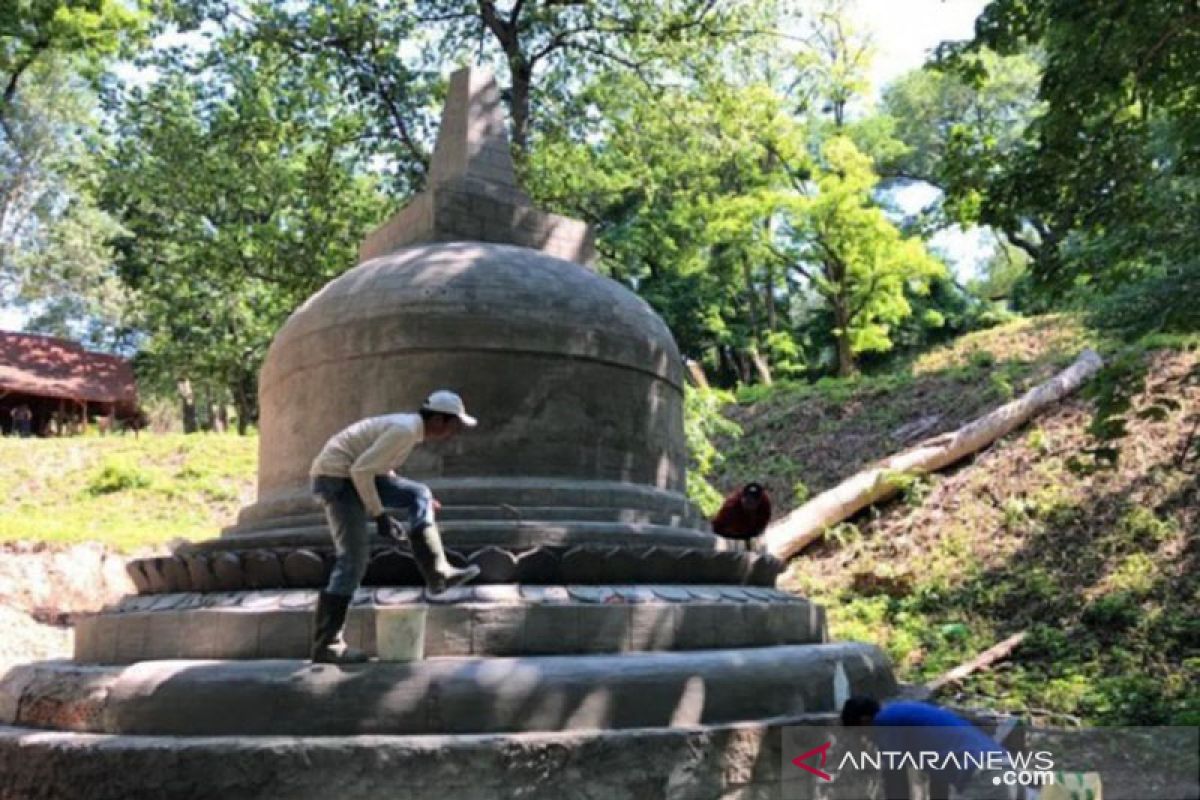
top-left (0, 714), bottom-right (872, 800)
top-left (124, 544), bottom-right (784, 594)
top-left (3, 641), bottom-right (892, 737)
top-left (73, 585), bottom-right (823, 662)
top-left (1, 571), bottom-right (898, 798)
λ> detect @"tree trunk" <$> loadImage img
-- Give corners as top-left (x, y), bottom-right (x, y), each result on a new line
top-left (763, 349), bottom-right (1104, 560)
top-left (213, 396), bottom-right (228, 434)
top-left (685, 358), bottom-right (711, 390)
top-left (177, 379), bottom-right (197, 434)
top-left (749, 347), bottom-right (773, 386)
top-left (742, 259), bottom-right (763, 342)
top-left (734, 350), bottom-right (753, 385)
top-left (198, 387), bottom-right (215, 432)
top-left (764, 262), bottom-right (778, 332)
top-left (833, 300), bottom-right (855, 378)
top-left (509, 60), bottom-right (532, 156)
top-left (232, 373), bottom-right (256, 436)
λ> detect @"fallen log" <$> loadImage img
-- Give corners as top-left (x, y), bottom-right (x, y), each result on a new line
top-left (922, 631), bottom-right (1028, 697)
top-left (763, 349), bottom-right (1104, 560)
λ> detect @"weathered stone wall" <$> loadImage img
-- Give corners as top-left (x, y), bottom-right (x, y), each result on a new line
top-left (241, 242), bottom-right (690, 529)
top-left (0, 716), bottom-right (858, 800)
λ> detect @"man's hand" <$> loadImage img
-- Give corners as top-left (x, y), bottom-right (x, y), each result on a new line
top-left (375, 514), bottom-right (404, 542)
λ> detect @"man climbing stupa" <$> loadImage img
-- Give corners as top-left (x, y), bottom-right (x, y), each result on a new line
top-left (307, 389), bottom-right (482, 663)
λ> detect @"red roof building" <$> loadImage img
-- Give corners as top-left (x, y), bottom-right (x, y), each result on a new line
top-left (0, 331), bottom-right (139, 436)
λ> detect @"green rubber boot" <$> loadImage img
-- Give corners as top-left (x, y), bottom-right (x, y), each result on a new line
top-left (311, 590), bottom-right (369, 664)
top-left (410, 523), bottom-right (481, 595)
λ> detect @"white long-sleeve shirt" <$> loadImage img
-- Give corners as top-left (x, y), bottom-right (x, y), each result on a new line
top-left (309, 413), bottom-right (425, 517)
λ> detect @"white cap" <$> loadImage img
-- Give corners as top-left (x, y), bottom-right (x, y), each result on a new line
top-left (421, 390), bottom-right (477, 427)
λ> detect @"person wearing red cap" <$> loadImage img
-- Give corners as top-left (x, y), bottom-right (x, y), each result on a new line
top-left (307, 389), bottom-right (482, 664)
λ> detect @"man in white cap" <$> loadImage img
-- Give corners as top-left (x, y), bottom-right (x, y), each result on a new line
top-left (307, 389), bottom-right (482, 664)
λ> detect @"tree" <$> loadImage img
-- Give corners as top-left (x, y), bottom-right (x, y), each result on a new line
top-left (527, 67), bottom-right (811, 385)
top-left (1, 1), bottom-right (146, 324)
top-left (938, 0), bottom-right (1200, 301)
top-left (1, 0), bottom-right (146, 133)
top-left (771, 135), bottom-right (945, 377)
top-left (167, 0), bottom-right (783, 187)
top-left (790, 0), bottom-right (874, 129)
top-left (103, 35), bottom-right (388, 432)
top-left (881, 50), bottom-right (1047, 263)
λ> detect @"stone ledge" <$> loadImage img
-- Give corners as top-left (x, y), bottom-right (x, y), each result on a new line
top-left (76, 587), bottom-right (827, 662)
top-left (0, 714), bottom-right (863, 800)
top-left (3, 643), bottom-right (896, 737)
top-left (125, 545), bottom-right (785, 595)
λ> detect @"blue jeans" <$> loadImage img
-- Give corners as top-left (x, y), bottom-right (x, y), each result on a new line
top-left (311, 474), bottom-right (437, 596)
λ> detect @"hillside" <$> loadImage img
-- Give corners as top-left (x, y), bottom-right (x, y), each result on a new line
top-left (0, 316), bottom-right (1194, 726)
top-left (0, 433), bottom-right (257, 551)
top-left (716, 316), bottom-right (1198, 725)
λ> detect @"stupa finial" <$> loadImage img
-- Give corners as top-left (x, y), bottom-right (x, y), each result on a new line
top-left (358, 65), bottom-right (594, 266)
top-left (428, 67), bottom-right (526, 199)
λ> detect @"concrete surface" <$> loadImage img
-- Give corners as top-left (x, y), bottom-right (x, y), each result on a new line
top-left (2, 643), bottom-right (895, 736)
top-left (0, 714), bottom-right (869, 800)
top-left (74, 585), bottom-right (827, 662)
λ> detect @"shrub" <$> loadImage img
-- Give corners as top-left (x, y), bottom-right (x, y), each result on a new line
top-left (87, 459), bottom-right (153, 495)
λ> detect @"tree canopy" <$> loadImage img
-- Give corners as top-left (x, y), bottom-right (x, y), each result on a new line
top-left (3, 0), bottom-right (1193, 430)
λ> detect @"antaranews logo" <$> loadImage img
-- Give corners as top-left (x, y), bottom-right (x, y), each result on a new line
top-left (791, 741), bottom-right (833, 781)
top-left (781, 726), bottom-right (1060, 799)
top-left (783, 724), bottom-right (1200, 800)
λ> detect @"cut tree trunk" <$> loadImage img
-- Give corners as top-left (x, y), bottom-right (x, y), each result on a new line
top-left (920, 631), bottom-right (1028, 698)
top-left (763, 349), bottom-right (1104, 560)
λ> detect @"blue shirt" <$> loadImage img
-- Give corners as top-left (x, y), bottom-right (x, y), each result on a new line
top-left (871, 702), bottom-right (1008, 788)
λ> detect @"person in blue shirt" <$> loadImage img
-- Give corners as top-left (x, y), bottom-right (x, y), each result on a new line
top-left (841, 696), bottom-right (1015, 800)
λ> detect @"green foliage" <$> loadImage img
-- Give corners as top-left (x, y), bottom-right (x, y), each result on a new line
top-left (1081, 591), bottom-right (1140, 631)
top-left (0, 1), bottom-right (147, 340)
top-left (773, 135), bottom-right (946, 376)
top-left (938, 0), bottom-right (1200, 325)
top-left (102, 32), bottom-right (389, 427)
top-left (1086, 261), bottom-right (1200, 340)
top-left (883, 48), bottom-right (1043, 236)
top-left (683, 386), bottom-right (741, 515)
top-left (1110, 506), bottom-right (1178, 549)
top-left (1, 433), bottom-right (257, 550)
top-left (86, 458), bottom-right (152, 495)
top-left (1073, 340), bottom-right (1192, 470)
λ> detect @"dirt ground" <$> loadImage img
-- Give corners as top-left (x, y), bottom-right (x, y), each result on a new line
top-left (0, 541), bottom-right (134, 670)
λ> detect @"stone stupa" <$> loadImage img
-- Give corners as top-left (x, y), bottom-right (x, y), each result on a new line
top-left (0, 68), bottom-right (895, 800)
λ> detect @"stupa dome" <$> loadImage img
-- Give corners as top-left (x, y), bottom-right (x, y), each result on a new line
top-left (229, 67), bottom-right (708, 550)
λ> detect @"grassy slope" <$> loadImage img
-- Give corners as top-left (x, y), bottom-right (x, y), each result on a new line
top-left (717, 316), bottom-right (1198, 725)
top-left (0, 433), bottom-right (257, 552)
top-left (1, 316), bottom-right (1194, 724)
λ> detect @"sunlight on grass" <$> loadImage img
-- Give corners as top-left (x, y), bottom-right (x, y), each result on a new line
top-left (912, 314), bottom-right (1091, 375)
top-left (0, 433), bottom-right (257, 552)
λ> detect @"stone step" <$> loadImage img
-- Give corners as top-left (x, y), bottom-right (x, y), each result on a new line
top-left (76, 586), bottom-right (826, 663)
top-left (2, 642), bottom-right (895, 737)
top-left (230, 505), bottom-right (695, 533)
top-left (126, 544), bottom-right (777, 595)
top-left (210, 519), bottom-right (718, 551)
top-left (234, 478), bottom-right (708, 534)
top-left (0, 714), bottom-right (848, 800)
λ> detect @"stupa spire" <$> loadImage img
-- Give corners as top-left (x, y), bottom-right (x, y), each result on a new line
top-left (428, 67), bottom-right (526, 200)
top-left (358, 66), bottom-right (595, 266)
